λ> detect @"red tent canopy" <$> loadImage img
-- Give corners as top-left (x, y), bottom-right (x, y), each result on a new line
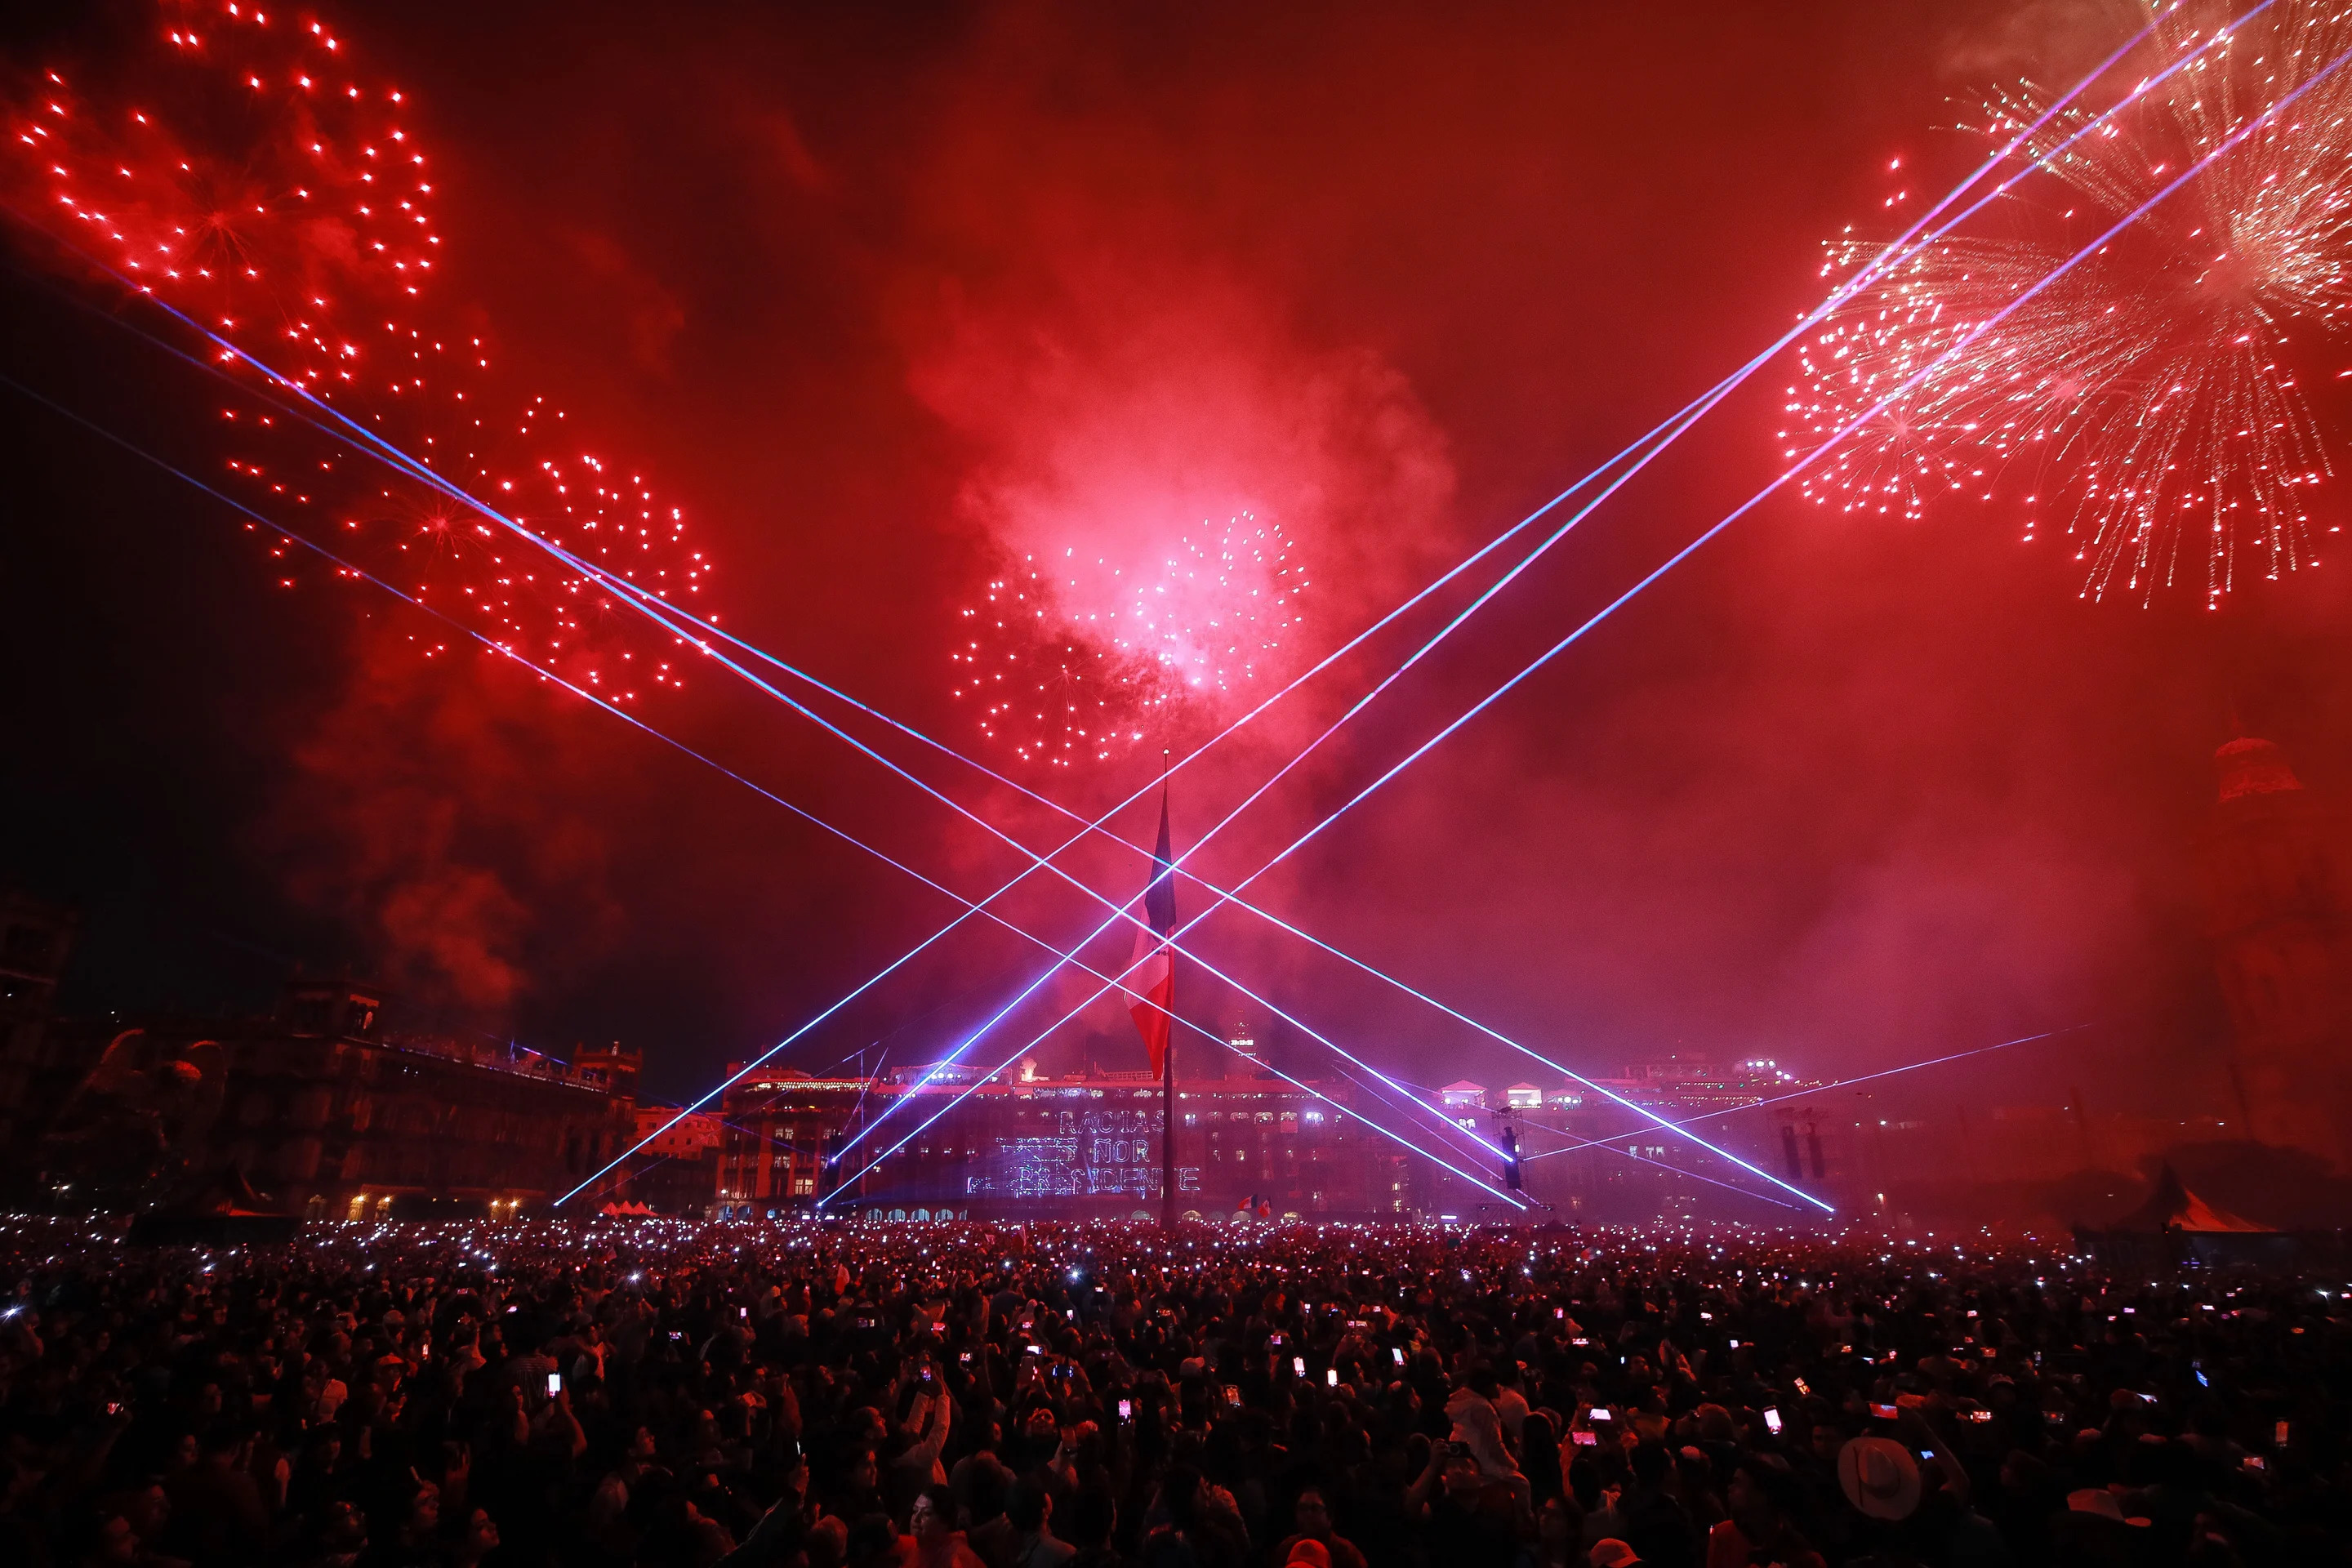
top-left (2109, 1165), bottom-right (2274, 1233)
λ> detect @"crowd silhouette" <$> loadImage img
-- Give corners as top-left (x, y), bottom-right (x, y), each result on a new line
top-left (0, 1217), bottom-right (2340, 1568)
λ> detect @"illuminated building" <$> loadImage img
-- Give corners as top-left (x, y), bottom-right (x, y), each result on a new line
top-left (711, 1067), bottom-right (871, 1212)
top-left (1510, 1058), bottom-right (1820, 1220)
top-left (713, 1063), bottom-right (1415, 1222)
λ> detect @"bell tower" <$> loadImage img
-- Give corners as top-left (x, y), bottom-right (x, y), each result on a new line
top-left (2196, 734), bottom-right (2352, 1161)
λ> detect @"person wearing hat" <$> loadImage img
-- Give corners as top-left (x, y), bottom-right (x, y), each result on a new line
top-left (2065, 1490), bottom-right (2151, 1529)
top-left (1846, 1416), bottom-right (2007, 1567)
top-left (1837, 1437), bottom-right (1921, 1525)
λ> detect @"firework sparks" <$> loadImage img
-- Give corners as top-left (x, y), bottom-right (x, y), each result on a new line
top-left (7, 2), bottom-right (715, 696)
top-left (1783, 0), bottom-right (2352, 602)
top-left (11, 3), bottom-right (435, 390)
top-left (214, 336), bottom-right (717, 697)
top-left (951, 512), bottom-right (1307, 765)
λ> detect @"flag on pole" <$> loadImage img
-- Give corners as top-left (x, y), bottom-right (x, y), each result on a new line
top-left (1128, 791), bottom-right (1177, 1076)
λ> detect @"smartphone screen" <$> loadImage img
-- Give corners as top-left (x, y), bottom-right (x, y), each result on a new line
top-left (1870, 1403), bottom-right (1900, 1420)
top-left (1293, 1356), bottom-right (1306, 1376)
top-left (960, 1352), bottom-right (973, 1365)
top-left (1118, 1398), bottom-right (1133, 1420)
top-left (546, 1372), bottom-right (562, 1397)
top-left (1793, 1377), bottom-right (1810, 1396)
top-left (1763, 1408), bottom-right (1782, 1434)
top-left (1587, 1408), bottom-right (1611, 1423)
top-left (1223, 1385), bottom-right (1241, 1407)
top-left (1391, 1348), bottom-right (1405, 1365)
top-left (1571, 1430), bottom-right (1597, 1447)
top-left (2275, 1420), bottom-right (2290, 1447)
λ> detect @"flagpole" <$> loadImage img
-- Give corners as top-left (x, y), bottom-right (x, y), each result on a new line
top-left (1159, 748), bottom-right (1177, 1233)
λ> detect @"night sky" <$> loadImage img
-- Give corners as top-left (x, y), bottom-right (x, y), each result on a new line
top-left (5, 0), bottom-right (2350, 1120)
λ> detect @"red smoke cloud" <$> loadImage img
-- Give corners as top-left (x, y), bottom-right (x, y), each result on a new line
top-left (898, 244), bottom-right (1455, 773)
top-left (20, 0), bottom-right (2352, 1160)
top-left (269, 630), bottom-right (623, 1014)
top-left (910, 251), bottom-right (1455, 642)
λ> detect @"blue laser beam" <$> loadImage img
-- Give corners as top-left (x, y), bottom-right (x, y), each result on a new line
top-left (1092, 33), bottom-right (2352, 1209)
top-left (8, 239), bottom-right (1674, 1180)
top-left (1517, 1025), bottom-right (2091, 1163)
top-left (580, 6), bottom-right (2236, 1192)
top-left (823, 959), bottom-right (1529, 1209)
top-left (7, 2), bottom-right (2217, 1213)
top-left (0, 372), bottom-right (1468, 1209)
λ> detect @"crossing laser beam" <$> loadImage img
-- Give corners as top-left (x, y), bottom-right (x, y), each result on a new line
top-left (0, 371), bottom-right (1490, 1212)
top-left (1098, 34), bottom-right (2352, 1209)
top-left (1516, 1025), bottom-right (2092, 1163)
top-left (12, 3), bottom-right (2221, 1218)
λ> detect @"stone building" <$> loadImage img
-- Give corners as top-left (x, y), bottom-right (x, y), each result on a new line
top-left (2197, 733), bottom-right (2352, 1162)
top-left (0, 890), bottom-right (78, 1178)
top-left (39, 978), bottom-right (640, 1217)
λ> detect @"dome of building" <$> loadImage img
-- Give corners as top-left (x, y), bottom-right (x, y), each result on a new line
top-left (2215, 735), bottom-right (2303, 803)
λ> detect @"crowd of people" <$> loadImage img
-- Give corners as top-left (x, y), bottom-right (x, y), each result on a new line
top-left (0, 1215), bottom-right (2342, 1568)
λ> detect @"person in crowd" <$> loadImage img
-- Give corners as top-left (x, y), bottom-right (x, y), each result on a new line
top-left (1704, 1457), bottom-right (1821, 1568)
top-left (973, 1477), bottom-right (1075, 1568)
top-left (1273, 1488), bottom-right (1365, 1568)
top-left (0, 1215), bottom-right (2336, 1568)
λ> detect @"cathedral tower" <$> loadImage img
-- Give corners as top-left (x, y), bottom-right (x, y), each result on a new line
top-left (2196, 735), bottom-right (2352, 1161)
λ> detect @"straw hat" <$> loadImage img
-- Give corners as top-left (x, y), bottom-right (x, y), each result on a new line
top-left (2066, 1490), bottom-right (2151, 1528)
top-left (1838, 1437), bottom-right (1922, 1521)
